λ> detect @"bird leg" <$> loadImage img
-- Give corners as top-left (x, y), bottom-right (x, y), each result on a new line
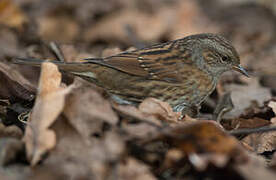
top-left (213, 92), bottom-right (234, 123)
top-left (173, 103), bottom-right (199, 119)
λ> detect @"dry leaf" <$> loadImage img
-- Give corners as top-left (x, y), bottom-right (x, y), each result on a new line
top-left (0, 123), bottom-right (23, 139)
top-left (269, 100), bottom-right (276, 122)
top-left (38, 15), bottom-right (79, 43)
top-left (152, 121), bottom-right (243, 155)
top-left (63, 78), bottom-right (118, 141)
top-left (83, 8), bottom-right (173, 44)
top-left (235, 153), bottom-right (276, 180)
top-left (24, 62), bottom-right (75, 166)
top-left (139, 98), bottom-right (180, 122)
top-left (240, 100), bottom-right (276, 153)
top-left (223, 78), bottom-right (272, 118)
top-left (0, 138), bottom-right (23, 166)
top-left (41, 117), bottom-right (125, 180)
top-left (230, 117), bottom-right (270, 130)
top-left (0, 62), bottom-right (36, 100)
top-left (0, 0), bottom-right (28, 29)
top-left (118, 158), bottom-right (156, 180)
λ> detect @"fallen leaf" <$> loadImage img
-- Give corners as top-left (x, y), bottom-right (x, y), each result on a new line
top-left (0, 62), bottom-right (36, 100)
top-left (138, 98), bottom-right (180, 123)
top-left (38, 15), bottom-right (79, 43)
top-left (63, 78), bottom-right (118, 142)
top-left (223, 78), bottom-right (272, 118)
top-left (83, 8), bottom-right (173, 44)
top-left (0, 123), bottom-right (23, 139)
top-left (268, 100), bottom-right (276, 122)
top-left (41, 116), bottom-right (125, 180)
top-left (241, 127), bottom-right (276, 154)
top-left (0, 138), bottom-right (24, 166)
top-left (118, 158), bottom-right (157, 180)
top-left (0, 0), bottom-right (28, 29)
top-left (235, 153), bottom-right (276, 180)
top-left (230, 117), bottom-right (270, 130)
top-left (23, 62), bottom-right (75, 166)
top-left (150, 121), bottom-right (244, 156)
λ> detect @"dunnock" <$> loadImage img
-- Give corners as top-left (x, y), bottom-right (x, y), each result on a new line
top-left (14, 33), bottom-right (248, 116)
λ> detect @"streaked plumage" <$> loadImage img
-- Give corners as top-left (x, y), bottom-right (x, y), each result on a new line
top-left (14, 33), bottom-right (248, 116)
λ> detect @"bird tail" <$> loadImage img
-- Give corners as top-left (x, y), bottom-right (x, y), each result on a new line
top-left (13, 57), bottom-right (102, 73)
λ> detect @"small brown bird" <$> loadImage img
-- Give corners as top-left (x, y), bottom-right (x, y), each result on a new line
top-left (14, 33), bottom-right (248, 116)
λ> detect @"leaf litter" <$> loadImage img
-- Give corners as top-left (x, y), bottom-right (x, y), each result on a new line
top-left (1, 0), bottom-right (276, 179)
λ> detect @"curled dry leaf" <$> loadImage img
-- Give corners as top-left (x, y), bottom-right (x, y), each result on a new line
top-left (138, 98), bottom-right (181, 123)
top-left (24, 62), bottom-right (75, 166)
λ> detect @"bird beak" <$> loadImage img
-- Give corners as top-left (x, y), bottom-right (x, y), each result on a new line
top-left (232, 64), bottom-right (249, 77)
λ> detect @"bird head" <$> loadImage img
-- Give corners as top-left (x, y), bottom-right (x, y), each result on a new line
top-left (190, 33), bottom-right (249, 77)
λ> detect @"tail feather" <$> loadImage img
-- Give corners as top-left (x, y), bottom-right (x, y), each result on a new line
top-left (13, 57), bottom-right (67, 66)
top-left (12, 57), bottom-right (101, 73)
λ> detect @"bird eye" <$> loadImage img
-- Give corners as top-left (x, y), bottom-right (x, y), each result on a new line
top-left (221, 56), bottom-right (229, 62)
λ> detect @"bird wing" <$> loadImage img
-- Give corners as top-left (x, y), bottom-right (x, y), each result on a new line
top-left (85, 42), bottom-right (192, 83)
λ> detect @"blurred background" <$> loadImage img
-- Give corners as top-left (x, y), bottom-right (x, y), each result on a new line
top-left (0, 0), bottom-right (276, 118)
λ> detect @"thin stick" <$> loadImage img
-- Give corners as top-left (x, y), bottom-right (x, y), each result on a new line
top-left (49, 42), bottom-right (65, 62)
top-left (229, 125), bottom-right (276, 136)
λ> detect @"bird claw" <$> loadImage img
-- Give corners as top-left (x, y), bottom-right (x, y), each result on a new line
top-left (173, 103), bottom-right (199, 120)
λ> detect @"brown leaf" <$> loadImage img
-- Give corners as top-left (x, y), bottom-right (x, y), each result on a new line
top-left (23, 62), bottom-right (75, 166)
top-left (151, 121), bottom-right (243, 156)
top-left (223, 78), bottom-right (272, 118)
top-left (0, 62), bottom-right (36, 100)
top-left (230, 117), bottom-right (270, 130)
top-left (170, 0), bottom-right (219, 39)
top-left (41, 116), bottom-right (125, 180)
top-left (63, 78), bottom-right (118, 141)
top-left (38, 15), bottom-right (79, 43)
top-left (0, 123), bottom-right (23, 139)
top-left (240, 100), bottom-right (276, 154)
top-left (113, 104), bottom-right (162, 139)
top-left (235, 154), bottom-right (276, 180)
top-left (269, 100), bottom-right (276, 122)
top-left (118, 158), bottom-right (156, 180)
top-left (0, 138), bottom-right (24, 166)
top-left (0, 0), bottom-right (28, 29)
top-left (138, 98), bottom-right (180, 123)
top-left (83, 8), bottom-right (172, 44)
top-left (241, 128), bottom-right (276, 154)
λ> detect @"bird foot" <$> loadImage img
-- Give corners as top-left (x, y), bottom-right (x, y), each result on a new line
top-left (173, 103), bottom-right (199, 120)
top-left (110, 95), bottom-right (136, 105)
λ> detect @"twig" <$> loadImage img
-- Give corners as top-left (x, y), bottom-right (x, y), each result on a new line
top-left (229, 125), bottom-right (276, 136)
top-left (49, 42), bottom-right (65, 62)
